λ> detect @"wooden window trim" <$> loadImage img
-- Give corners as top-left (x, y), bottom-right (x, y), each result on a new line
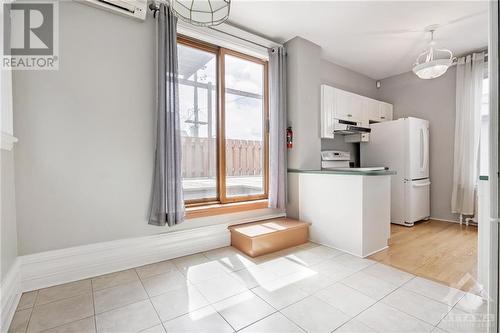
top-left (219, 48), bottom-right (269, 204)
top-left (178, 36), bottom-right (269, 210)
top-left (186, 199), bottom-right (269, 219)
top-left (178, 36), bottom-right (220, 206)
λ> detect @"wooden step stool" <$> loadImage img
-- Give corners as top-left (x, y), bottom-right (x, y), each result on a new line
top-left (229, 218), bottom-right (310, 257)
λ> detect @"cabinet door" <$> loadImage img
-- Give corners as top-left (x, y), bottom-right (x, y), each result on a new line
top-left (321, 85), bottom-right (335, 138)
top-left (379, 102), bottom-right (393, 121)
top-left (333, 88), bottom-right (350, 121)
top-left (363, 98), bottom-right (380, 123)
top-left (334, 89), bottom-right (361, 122)
top-left (350, 94), bottom-right (364, 123)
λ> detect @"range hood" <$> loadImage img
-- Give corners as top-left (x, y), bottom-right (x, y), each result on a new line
top-left (333, 119), bottom-right (371, 135)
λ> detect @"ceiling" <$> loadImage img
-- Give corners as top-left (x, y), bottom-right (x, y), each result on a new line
top-left (228, 1), bottom-right (489, 80)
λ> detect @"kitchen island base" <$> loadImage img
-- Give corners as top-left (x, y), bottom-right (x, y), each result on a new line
top-left (294, 171), bottom-right (391, 258)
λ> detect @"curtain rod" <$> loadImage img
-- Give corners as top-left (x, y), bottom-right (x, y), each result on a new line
top-left (456, 48), bottom-right (488, 59)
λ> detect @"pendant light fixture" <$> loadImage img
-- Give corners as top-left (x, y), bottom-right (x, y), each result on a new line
top-left (169, 0), bottom-right (231, 27)
top-left (412, 26), bottom-right (455, 80)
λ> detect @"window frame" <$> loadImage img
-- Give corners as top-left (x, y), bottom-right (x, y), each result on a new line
top-left (178, 36), bottom-right (220, 206)
top-left (177, 36), bottom-right (269, 207)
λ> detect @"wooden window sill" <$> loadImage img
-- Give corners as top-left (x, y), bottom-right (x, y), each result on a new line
top-left (186, 199), bottom-right (269, 219)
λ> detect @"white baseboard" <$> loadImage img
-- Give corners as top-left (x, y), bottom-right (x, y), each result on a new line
top-left (1, 259), bottom-right (21, 333)
top-left (20, 223), bottom-right (231, 292)
top-left (429, 217), bottom-right (460, 224)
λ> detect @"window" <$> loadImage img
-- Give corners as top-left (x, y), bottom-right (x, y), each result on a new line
top-left (177, 37), bottom-right (269, 205)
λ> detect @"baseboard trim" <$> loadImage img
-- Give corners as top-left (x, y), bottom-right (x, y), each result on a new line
top-left (1, 259), bottom-right (21, 333)
top-left (429, 217), bottom-right (460, 224)
top-left (20, 223), bottom-right (231, 292)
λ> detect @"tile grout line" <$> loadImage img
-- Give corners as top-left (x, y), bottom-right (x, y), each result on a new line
top-left (90, 279), bottom-right (97, 333)
top-left (22, 291), bottom-right (98, 333)
top-left (23, 290), bottom-right (39, 333)
top-left (250, 284), bottom-right (309, 313)
top-left (27, 270), bottom-right (149, 313)
top-left (26, 285), bottom-right (96, 332)
top-left (277, 308), bottom-right (311, 333)
top-left (213, 288), bottom-right (281, 332)
top-left (433, 292), bottom-right (467, 330)
top-left (351, 275), bottom-right (458, 331)
top-left (134, 268), bottom-right (166, 332)
top-left (244, 253), bottom-right (378, 323)
top-left (24, 281), bottom-right (92, 309)
top-left (141, 268), bottom-right (217, 326)
top-left (329, 275), bottom-right (427, 332)
top-left (233, 310), bottom-right (281, 332)
top-left (212, 302), bottom-right (239, 332)
top-left (399, 277), bottom-right (467, 310)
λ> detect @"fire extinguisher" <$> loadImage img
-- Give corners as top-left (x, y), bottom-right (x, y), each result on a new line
top-left (286, 126), bottom-right (293, 149)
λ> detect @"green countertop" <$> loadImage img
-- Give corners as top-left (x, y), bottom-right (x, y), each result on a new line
top-left (288, 168), bottom-right (397, 176)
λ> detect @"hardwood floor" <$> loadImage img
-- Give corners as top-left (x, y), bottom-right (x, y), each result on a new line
top-left (369, 219), bottom-right (479, 293)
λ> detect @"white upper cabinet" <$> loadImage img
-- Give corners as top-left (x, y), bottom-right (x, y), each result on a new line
top-left (321, 85), bottom-right (335, 138)
top-left (364, 99), bottom-right (394, 124)
top-left (362, 98), bottom-right (380, 126)
top-left (379, 102), bottom-right (393, 122)
top-left (320, 85), bottom-right (393, 139)
top-left (334, 89), bottom-right (364, 123)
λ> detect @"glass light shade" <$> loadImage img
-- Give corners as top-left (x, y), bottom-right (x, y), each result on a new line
top-left (412, 59), bottom-right (452, 80)
top-left (170, 0), bottom-right (231, 27)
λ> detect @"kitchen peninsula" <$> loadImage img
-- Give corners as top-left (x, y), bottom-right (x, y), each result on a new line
top-left (288, 169), bottom-right (395, 257)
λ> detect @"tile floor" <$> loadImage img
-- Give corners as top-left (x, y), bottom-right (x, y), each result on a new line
top-left (9, 243), bottom-right (490, 333)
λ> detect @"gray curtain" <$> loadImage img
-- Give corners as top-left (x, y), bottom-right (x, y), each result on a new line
top-left (268, 46), bottom-right (287, 210)
top-left (149, 4), bottom-right (185, 226)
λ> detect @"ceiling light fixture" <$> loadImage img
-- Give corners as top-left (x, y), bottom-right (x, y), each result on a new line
top-left (412, 26), bottom-right (455, 80)
top-left (169, 0), bottom-right (231, 27)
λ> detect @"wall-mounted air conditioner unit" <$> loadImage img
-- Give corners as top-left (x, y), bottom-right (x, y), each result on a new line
top-left (83, 0), bottom-right (147, 21)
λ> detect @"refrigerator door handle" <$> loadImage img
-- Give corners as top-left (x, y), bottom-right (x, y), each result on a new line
top-left (419, 128), bottom-right (425, 172)
top-left (423, 127), bottom-right (429, 174)
top-left (412, 181), bottom-right (431, 187)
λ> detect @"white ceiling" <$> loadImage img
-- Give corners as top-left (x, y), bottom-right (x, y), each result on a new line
top-left (228, 1), bottom-right (489, 79)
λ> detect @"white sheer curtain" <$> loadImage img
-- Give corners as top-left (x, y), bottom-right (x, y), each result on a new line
top-left (451, 52), bottom-right (485, 215)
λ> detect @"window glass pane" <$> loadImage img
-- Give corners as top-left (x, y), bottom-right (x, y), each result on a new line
top-left (178, 43), bottom-right (217, 201)
top-left (224, 54), bottom-right (265, 198)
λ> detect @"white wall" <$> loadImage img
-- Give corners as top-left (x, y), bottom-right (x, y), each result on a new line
top-left (286, 37), bottom-right (322, 170)
top-left (1, 150), bottom-right (17, 281)
top-left (320, 60), bottom-right (378, 100)
top-left (12, 2), bottom-right (279, 255)
top-left (378, 68), bottom-right (459, 222)
top-left (0, 1), bottom-right (17, 281)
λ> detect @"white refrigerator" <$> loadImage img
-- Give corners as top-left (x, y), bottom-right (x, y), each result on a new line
top-left (361, 117), bottom-right (430, 226)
